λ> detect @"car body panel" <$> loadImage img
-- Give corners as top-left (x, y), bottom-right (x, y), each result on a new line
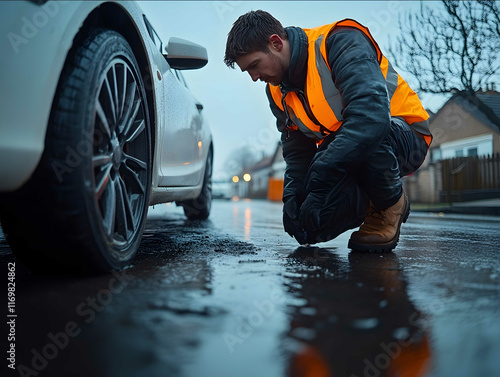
top-left (0, 1), bottom-right (98, 191)
top-left (0, 0), bottom-right (212, 204)
top-left (159, 69), bottom-right (206, 187)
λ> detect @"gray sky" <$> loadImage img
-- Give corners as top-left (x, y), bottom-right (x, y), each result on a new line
top-left (139, 1), bottom-right (447, 179)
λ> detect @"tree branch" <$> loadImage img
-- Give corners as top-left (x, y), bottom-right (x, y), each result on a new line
top-left (389, 0), bottom-right (500, 94)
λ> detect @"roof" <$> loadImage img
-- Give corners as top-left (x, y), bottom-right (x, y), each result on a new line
top-left (431, 90), bottom-right (500, 134)
top-left (476, 93), bottom-right (500, 122)
top-left (245, 155), bottom-right (274, 172)
top-left (270, 142), bottom-right (284, 165)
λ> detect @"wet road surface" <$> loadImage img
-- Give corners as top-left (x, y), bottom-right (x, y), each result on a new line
top-left (1, 199), bottom-right (500, 377)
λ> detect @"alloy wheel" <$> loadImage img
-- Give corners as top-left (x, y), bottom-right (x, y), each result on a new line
top-left (92, 58), bottom-right (149, 248)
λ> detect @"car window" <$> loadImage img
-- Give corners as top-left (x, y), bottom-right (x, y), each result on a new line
top-left (143, 15), bottom-right (163, 54)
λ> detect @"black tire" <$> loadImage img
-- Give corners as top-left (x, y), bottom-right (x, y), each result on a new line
top-left (0, 29), bottom-right (152, 272)
top-left (181, 149), bottom-right (213, 220)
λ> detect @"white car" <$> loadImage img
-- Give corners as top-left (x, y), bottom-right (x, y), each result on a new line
top-left (0, 1), bottom-right (213, 272)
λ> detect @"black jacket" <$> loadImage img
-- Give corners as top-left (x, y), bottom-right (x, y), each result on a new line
top-left (266, 26), bottom-right (391, 203)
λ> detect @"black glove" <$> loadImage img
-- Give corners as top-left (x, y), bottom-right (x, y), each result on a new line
top-left (283, 196), bottom-right (308, 245)
top-left (299, 190), bottom-right (327, 234)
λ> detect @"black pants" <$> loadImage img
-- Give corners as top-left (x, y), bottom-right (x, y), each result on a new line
top-left (305, 118), bottom-right (428, 244)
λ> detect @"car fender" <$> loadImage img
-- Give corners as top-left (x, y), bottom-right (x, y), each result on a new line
top-left (0, 1), bottom-right (157, 192)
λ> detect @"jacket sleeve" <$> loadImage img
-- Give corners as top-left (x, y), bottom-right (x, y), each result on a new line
top-left (305, 27), bottom-right (391, 194)
top-left (265, 85), bottom-right (317, 202)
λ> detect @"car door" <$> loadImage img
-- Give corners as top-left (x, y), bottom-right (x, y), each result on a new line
top-left (159, 69), bottom-right (204, 187)
top-left (143, 16), bottom-right (204, 188)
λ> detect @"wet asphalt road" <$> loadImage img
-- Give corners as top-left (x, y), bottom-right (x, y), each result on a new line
top-left (1, 199), bottom-right (500, 377)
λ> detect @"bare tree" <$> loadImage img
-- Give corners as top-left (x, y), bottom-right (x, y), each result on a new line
top-left (390, 0), bottom-right (500, 94)
top-left (223, 144), bottom-right (260, 176)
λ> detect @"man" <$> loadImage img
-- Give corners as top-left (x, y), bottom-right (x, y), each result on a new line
top-left (224, 10), bottom-right (432, 251)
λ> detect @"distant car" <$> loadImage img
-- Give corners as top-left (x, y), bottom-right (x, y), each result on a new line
top-left (0, 1), bottom-right (213, 272)
top-left (212, 178), bottom-right (232, 200)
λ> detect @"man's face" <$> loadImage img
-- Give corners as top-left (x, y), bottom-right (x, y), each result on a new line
top-left (236, 48), bottom-right (287, 86)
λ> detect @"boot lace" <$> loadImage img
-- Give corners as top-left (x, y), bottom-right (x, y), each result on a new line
top-left (365, 203), bottom-right (387, 224)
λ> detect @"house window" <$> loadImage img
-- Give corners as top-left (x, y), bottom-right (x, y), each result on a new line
top-left (431, 148), bottom-right (441, 162)
top-left (440, 134), bottom-right (493, 159)
top-left (467, 147), bottom-right (478, 157)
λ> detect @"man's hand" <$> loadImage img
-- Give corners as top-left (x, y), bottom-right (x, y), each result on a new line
top-left (299, 191), bottom-right (326, 232)
top-left (283, 197), bottom-right (308, 244)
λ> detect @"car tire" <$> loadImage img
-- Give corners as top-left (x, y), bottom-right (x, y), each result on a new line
top-left (0, 29), bottom-right (152, 272)
top-left (181, 149), bottom-right (213, 220)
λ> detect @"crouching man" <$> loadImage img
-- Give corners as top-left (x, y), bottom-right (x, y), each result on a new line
top-left (224, 10), bottom-right (432, 251)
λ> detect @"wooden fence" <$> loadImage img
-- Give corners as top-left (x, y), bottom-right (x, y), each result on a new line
top-left (441, 153), bottom-right (500, 202)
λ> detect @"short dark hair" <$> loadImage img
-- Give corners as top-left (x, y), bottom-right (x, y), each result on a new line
top-left (224, 10), bottom-right (287, 68)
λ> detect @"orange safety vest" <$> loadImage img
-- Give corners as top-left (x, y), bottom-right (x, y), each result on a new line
top-left (268, 19), bottom-right (432, 146)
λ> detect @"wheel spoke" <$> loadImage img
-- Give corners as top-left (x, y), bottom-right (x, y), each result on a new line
top-left (101, 177), bottom-right (117, 236)
top-left (96, 100), bottom-right (112, 139)
top-left (122, 163), bottom-right (145, 195)
top-left (119, 65), bottom-right (127, 122)
top-left (114, 178), bottom-right (129, 238)
top-left (93, 153), bottom-right (112, 168)
top-left (124, 152), bottom-right (147, 170)
top-left (120, 80), bottom-right (137, 125)
top-left (125, 119), bottom-right (145, 143)
top-left (103, 75), bottom-right (117, 124)
top-left (118, 176), bottom-right (135, 232)
top-left (112, 65), bottom-right (120, 123)
top-left (121, 99), bottom-right (141, 141)
top-left (95, 167), bottom-right (113, 200)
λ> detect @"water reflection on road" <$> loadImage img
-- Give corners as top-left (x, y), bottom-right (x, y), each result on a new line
top-left (210, 199), bottom-right (500, 377)
top-left (285, 248), bottom-right (431, 377)
top-left (231, 203), bottom-right (253, 241)
top-left (209, 199), bottom-right (433, 376)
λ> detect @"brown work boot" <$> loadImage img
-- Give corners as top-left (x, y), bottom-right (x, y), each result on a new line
top-left (348, 192), bottom-right (410, 252)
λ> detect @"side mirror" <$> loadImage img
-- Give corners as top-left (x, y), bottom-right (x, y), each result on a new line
top-left (163, 37), bottom-right (208, 70)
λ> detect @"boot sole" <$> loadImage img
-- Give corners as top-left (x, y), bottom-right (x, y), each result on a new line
top-left (348, 195), bottom-right (410, 253)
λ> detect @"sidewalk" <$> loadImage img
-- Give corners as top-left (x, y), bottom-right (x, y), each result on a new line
top-left (412, 198), bottom-right (500, 216)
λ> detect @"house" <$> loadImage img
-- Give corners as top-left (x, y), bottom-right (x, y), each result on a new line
top-left (247, 155), bottom-right (275, 198)
top-left (404, 89), bottom-right (500, 203)
top-left (229, 142), bottom-right (287, 200)
top-left (268, 143), bottom-right (285, 201)
top-left (230, 142), bottom-right (287, 200)
top-left (233, 155), bottom-right (274, 199)
top-left (428, 90), bottom-right (500, 161)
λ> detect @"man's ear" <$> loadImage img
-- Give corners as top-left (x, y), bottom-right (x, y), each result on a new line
top-left (269, 34), bottom-right (284, 52)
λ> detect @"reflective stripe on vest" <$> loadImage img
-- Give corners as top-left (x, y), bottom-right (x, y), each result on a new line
top-left (269, 79), bottom-right (325, 140)
top-left (269, 19), bottom-right (432, 146)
